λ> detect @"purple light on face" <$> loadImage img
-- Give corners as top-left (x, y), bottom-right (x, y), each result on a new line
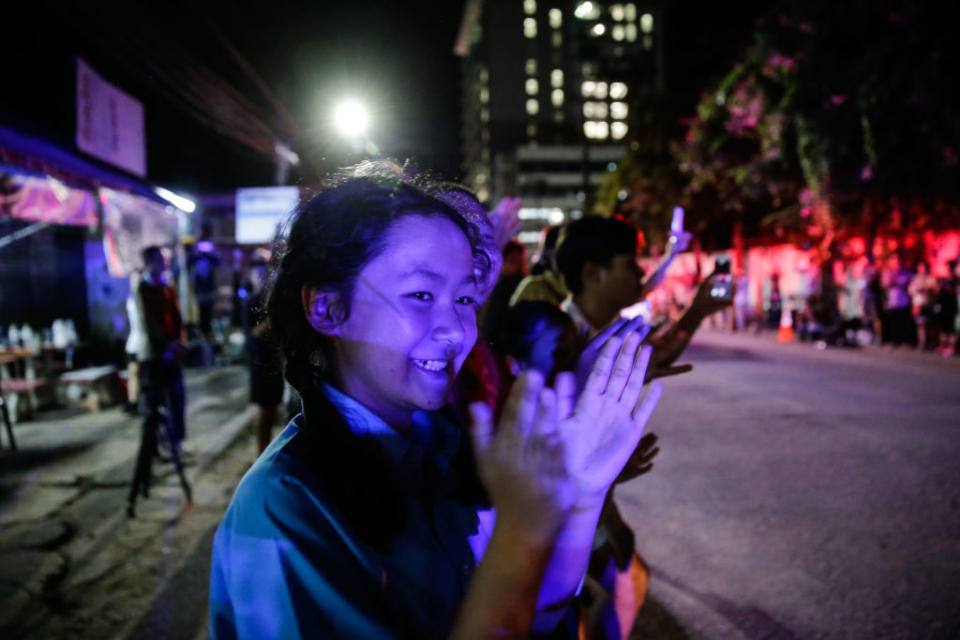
top-left (197, 240), bottom-right (214, 252)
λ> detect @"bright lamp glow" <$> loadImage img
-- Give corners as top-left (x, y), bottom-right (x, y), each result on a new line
top-left (333, 100), bottom-right (370, 137)
top-left (154, 186), bottom-right (196, 213)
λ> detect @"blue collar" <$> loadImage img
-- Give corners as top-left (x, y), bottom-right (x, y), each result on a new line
top-left (321, 383), bottom-right (461, 467)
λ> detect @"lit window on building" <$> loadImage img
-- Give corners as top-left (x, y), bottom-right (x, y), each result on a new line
top-left (595, 82), bottom-right (608, 99)
top-left (549, 8), bottom-right (562, 28)
top-left (591, 23), bottom-right (606, 36)
top-left (626, 23), bottom-right (637, 41)
top-left (612, 25), bottom-right (624, 41)
top-left (480, 87), bottom-right (489, 103)
top-left (551, 89), bottom-right (564, 107)
top-left (551, 68), bottom-right (564, 87)
top-left (581, 80), bottom-right (596, 97)
top-left (611, 4), bottom-right (625, 21)
top-left (625, 3), bottom-right (637, 21)
top-left (524, 0), bottom-right (536, 15)
top-left (476, 172), bottom-right (488, 185)
top-left (526, 78), bottom-right (539, 95)
top-left (610, 101), bottom-right (628, 119)
top-left (481, 107), bottom-right (490, 122)
top-left (640, 13), bottom-right (654, 33)
top-left (479, 67), bottom-right (489, 83)
top-left (524, 18), bottom-right (537, 38)
top-left (527, 123), bottom-right (538, 137)
top-left (574, 2), bottom-right (601, 20)
top-left (477, 187), bottom-right (489, 202)
top-left (552, 31), bottom-right (563, 47)
top-left (643, 35), bottom-right (653, 50)
top-left (526, 99), bottom-right (540, 115)
top-left (610, 82), bottom-right (628, 99)
top-left (583, 101), bottom-right (608, 118)
top-left (526, 58), bottom-right (537, 75)
top-left (583, 120), bottom-right (609, 139)
top-left (611, 121), bottom-right (628, 139)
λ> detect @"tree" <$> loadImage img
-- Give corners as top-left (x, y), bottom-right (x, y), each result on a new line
top-left (673, 0), bottom-right (959, 318)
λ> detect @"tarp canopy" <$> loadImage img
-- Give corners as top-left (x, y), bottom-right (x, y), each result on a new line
top-left (100, 187), bottom-right (180, 276)
top-left (0, 166), bottom-right (97, 227)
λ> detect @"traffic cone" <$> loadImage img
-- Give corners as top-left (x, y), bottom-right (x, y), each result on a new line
top-left (778, 309), bottom-right (794, 342)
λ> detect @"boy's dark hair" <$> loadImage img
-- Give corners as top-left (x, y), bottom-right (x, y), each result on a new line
top-left (503, 239), bottom-right (525, 259)
top-left (141, 245), bottom-right (163, 265)
top-left (555, 215), bottom-right (638, 295)
top-left (543, 225), bottom-right (561, 252)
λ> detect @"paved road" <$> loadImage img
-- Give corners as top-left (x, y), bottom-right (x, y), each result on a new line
top-left (624, 331), bottom-right (960, 640)
top-left (0, 365), bottom-right (256, 638)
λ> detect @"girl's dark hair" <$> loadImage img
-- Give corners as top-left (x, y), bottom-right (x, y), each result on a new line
top-left (265, 166), bottom-right (488, 547)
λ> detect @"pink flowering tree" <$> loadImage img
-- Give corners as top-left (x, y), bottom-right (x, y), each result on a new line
top-left (674, 0), bottom-right (960, 318)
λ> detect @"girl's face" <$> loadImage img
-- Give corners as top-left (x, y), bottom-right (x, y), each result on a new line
top-left (330, 215), bottom-right (479, 429)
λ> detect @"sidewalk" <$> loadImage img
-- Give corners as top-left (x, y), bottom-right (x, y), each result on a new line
top-left (694, 325), bottom-right (960, 370)
top-left (0, 365), bottom-right (258, 639)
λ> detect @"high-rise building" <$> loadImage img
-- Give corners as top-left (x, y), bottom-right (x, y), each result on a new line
top-left (455, 1), bottom-right (663, 245)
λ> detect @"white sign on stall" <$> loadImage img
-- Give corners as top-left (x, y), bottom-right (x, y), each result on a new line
top-left (235, 186), bottom-right (300, 244)
top-left (75, 58), bottom-right (146, 177)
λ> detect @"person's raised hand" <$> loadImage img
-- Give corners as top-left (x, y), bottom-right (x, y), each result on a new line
top-left (469, 370), bottom-right (577, 545)
top-left (558, 329), bottom-right (663, 505)
top-left (645, 360), bottom-right (693, 383)
top-left (668, 230), bottom-right (692, 254)
top-left (689, 273), bottom-right (735, 319)
top-left (615, 432), bottom-right (660, 483)
top-left (487, 197), bottom-right (523, 250)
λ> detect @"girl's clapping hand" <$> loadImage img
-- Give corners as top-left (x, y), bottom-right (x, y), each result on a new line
top-left (469, 371), bottom-right (577, 546)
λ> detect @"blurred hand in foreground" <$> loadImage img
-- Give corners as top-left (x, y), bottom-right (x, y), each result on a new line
top-left (487, 196), bottom-right (523, 250)
top-left (470, 371), bottom-right (576, 545)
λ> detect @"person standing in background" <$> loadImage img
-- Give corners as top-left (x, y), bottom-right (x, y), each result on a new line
top-left (480, 239), bottom-right (527, 339)
top-left (933, 260), bottom-right (958, 356)
top-left (909, 260), bottom-right (936, 350)
top-left (243, 249), bottom-right (285, 453)
top-left (138, 246), bottom-right (188, 450)
top-left (124, 269), bottom-right (147, 414)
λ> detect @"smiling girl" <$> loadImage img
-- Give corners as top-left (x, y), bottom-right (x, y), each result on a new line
top-left (209, 169), bottom-right (660, 639)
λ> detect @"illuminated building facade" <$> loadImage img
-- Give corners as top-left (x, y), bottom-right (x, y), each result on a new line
top-left (455, 0), bottom-right (663, 244)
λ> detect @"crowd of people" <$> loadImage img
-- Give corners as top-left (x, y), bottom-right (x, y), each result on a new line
top-left (766, 255), bottom-right (959, 354)
top-left (206, 160), bottom-right (733, 640)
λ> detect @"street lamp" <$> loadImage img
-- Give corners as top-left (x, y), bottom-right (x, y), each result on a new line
top-left (332, 99), bottom-right (370, 139)
top-left (331, 98), bottom-right (380, 156)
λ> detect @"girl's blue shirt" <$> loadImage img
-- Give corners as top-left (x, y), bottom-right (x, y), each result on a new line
top-left (209, 385), bottom-right (494, 639)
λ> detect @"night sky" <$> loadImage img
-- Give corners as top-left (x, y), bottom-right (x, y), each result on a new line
top-left (207, 0), bottom-right (774, 180)
top-left (206, 0), bottom-right (470, 179)
top-left (2, 0), bottom-right (774, 189)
